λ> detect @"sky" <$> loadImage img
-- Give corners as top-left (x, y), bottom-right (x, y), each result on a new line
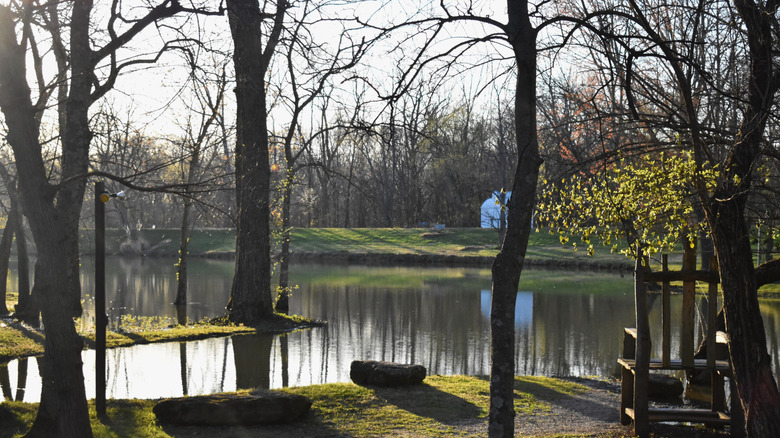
top-left (6, 0), bottom-right (517, 147)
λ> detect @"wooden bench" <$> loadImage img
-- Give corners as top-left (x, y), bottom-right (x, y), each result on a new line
top-left (618, 255), bottom-right (744, 437)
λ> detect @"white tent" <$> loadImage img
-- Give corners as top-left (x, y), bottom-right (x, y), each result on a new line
top-left (480, 191), bottom-right (511, 228)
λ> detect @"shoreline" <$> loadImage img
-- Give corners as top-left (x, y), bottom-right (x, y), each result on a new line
top-left (157, 249), bottom-right (635, 273)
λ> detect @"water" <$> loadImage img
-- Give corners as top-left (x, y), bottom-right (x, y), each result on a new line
top-left (2, 257), bottom-right (779, 402)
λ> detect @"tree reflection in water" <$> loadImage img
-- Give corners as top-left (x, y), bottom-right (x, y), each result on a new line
top-left (232, 333), bottom-right (274, 390)
top-left (0, 357), bottom-right (28, 402)
top-left (5, 262), bottom-right (780, 401)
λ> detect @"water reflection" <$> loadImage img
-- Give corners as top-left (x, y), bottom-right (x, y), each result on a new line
top-left (2, 260), bottom-right (779, 401)
top-left (79, 257), bottom-right (233, 329)
top-left (1, 358), bottom-right (35, 402)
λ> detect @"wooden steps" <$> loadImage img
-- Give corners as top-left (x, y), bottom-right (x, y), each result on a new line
top-left (624, 407), bottom-right (731, 425)
top-left (618, 358), bottom-right (731, 373)
top-left (618, 254), bottom-right (744, 437)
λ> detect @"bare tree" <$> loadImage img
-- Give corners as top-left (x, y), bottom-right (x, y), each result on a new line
top-left (273, 5), bottom-right (367, 311)
top-left (224, 0), bottom-right (286, 323)
top-left (174, 60), bottom-right (229, 313)
top-left (0, 2), bottom-right (217, 435)
top-left (356, 1), bottom-right (552, 435)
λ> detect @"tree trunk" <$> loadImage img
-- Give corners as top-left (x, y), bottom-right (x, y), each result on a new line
top-left (704, 1), bottom-right (780, 435)
top-left (14, 208), bottom-right (33, 326)
top-left (225, 0), bottom-right (283, 323)
top-left (712, 203), bottom-right (780, 437)
top-left (276, 170), bottom-right (293, 313)
top-left (0, 203), bottom-right (18, 315)
top-left (15, 357), bottom-right (28, 402)
top-left (26, 252), bottom-right (92, 438)
top-left (174, 197), bottom-right (191, 308)
top-left (489, 3), bottom-right (540, 436)
top-left (0, 169), bottom-right (33, 322)
top-left (0, 6), bottom-right (92, 436)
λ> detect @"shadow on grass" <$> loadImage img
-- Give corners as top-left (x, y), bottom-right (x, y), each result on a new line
top-left (0, 402), bottom-right (35, 438)
top-left (158, 414), bottom-right (351, 438)
top-left (82, 331), bottom-right (148, 350)
top-left (513, 376), bottom-right (619, 423)
top-left (105, 398), bottom-right (352, 438)
top-left (370, 383), bottom-right (482, 425)
top-left (15, 324), bottom-right (44, 346)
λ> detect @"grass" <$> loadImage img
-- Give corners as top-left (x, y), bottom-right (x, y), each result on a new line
top-left (290, 227), bottom-right (503, 257)
top-left (74, 227), bottom-right (633, 266)
top-left (0, 325), bottom-right (44, 363)
top-left (290, 227), bottom-right (632, 266)
top-left (0, 375), bottom-right (598, 438)
top-left (78, 228), bottom-right (237, 256)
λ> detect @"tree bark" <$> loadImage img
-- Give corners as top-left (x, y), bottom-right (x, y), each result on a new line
top-left (711, 203), bottom-right (780, 437)
top-left (0, 202), bottom-right (18, 315)
top-left (0, 165), bottom-right (35, 324)
top-left (174, 197), bottom-right (191, 308)
top-left (2, 2), bottom-right (190, 434)
top-left (14, 206), bottom-right (32, 326)
top-left (225, 0), bottom-right (285, 324)
top-left (489, 2), bottom-right (540, 436)
top-left (276, 169), bottom-right (294, 313)
top-left (705, 1), bottom-right (780, 435)
top-left (0, 6), bottom-right (92, 436)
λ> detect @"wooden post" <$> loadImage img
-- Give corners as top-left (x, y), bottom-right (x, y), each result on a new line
top-left (634, 251), bottom-right (650, 438)
top-left (681, 239), bottom-right (696, 368)
top-left (706, 256), bottom-right (718, 370)
top-left (621, 328), bottom-right (636, 425)
top-left (662, 254), bottom-right (671, 367)
top-left (707, 255), bottom-right (725, 415)
top-left (95, 181), bottom-right (107, 419)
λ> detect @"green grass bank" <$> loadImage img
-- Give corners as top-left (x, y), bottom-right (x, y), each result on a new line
top-left (75, 227), bottom-right (634, 271)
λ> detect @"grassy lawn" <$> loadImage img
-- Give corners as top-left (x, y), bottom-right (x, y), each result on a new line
top-left (0, 375), bottom-right (596, 438)
top-left (290, 227), bottom-right (633, 266)
top-left (76, 226), bottom-right (633, 265)
top-left (290, 227), bottom-right (503, 256)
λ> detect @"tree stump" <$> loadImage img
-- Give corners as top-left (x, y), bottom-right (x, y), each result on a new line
top-left (153, 390), bottom-right (311, 426)
top-left (350, 360), bottom-right (426, 386)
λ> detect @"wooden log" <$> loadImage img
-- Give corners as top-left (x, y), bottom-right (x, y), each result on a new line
top-left (350, 360), bottom-right (426, 386)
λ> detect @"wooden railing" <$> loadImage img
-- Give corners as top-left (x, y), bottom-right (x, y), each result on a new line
top-left (617, 254), bottom-right (744, 437)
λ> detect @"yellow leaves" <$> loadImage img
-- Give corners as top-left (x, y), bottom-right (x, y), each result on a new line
top-left (537, 150), bottom-right (719, 260)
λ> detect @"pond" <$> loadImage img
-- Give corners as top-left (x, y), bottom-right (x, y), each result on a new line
top-left (2, 256), bottom-right (780, 402)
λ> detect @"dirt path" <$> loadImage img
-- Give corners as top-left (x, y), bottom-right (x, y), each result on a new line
top-left (512, 378), bottom-right (732, 438)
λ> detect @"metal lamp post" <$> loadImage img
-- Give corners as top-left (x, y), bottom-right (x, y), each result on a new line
top-left (95, 181), bottom-right (107, 419)
top-left (94, 181), bottom-right (124, 419)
